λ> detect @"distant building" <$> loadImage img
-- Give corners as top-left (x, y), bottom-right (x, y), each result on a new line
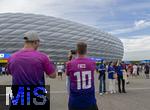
top-left (0, 13), bottom-right (123, 62)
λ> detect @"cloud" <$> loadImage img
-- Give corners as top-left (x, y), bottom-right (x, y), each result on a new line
top-left (135, 20), bottom-right (145, 27)
top-left (123, 51), bottom-right (150, 61)
top-left (119, 2), bottom-right (150, 11)
top-left (0, 0), bottom-right (115, 25)
top-left (0, 0), bottom-right (113, 14)
top-left (0, 0), bottom-right (55, 14)
top-left (110, 20), bottom-right (150, 35)
top-left (121, 35), bottom-right (150, 60)
top-left (121, 35), bottom-right (150, 52)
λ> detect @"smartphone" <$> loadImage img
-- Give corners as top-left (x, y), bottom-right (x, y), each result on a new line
top-left (70, 50), bottom-right (76, 55)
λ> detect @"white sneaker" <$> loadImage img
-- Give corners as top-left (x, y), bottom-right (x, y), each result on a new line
top-left (113, 91), bottom-right (117, 94)
top-left (110, 91), bottom-right (113, 94)
top-left (99, 93), bottom-right (103, 96)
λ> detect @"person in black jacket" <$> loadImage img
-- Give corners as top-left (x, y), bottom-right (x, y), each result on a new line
top-left (115, 62), bottom-right (126, 93)
top-left (145, 63), bottom-right (150, 79)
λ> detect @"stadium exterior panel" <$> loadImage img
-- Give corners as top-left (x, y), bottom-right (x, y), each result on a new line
top-left (0, 13), bottom-right (124, 62)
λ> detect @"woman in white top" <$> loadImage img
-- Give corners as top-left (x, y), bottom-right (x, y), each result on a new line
top-left (133, 64), bottom-right (137, 76)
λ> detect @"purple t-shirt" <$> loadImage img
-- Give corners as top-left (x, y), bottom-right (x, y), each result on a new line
top-left (66, 57), bottom-right (97, 109)
top-left (8, 48), bottom-right (55, 85)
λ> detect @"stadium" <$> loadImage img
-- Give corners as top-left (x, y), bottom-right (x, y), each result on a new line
top-left (0, 13), bottom-right (123, 62)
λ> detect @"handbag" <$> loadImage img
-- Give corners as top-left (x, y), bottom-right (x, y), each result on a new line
top-left (123, 70), bottom-right (127, 80)
top-left (113, 73), bottom-right (118, 79)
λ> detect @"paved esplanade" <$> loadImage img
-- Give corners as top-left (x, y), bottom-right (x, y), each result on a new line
top-left (0, 74), bottom-right (150, 110)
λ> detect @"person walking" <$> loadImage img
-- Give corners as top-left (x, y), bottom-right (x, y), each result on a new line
top-left (128, 64), bottom-right (133, 78)
top-left (57, 65), bottom-right (64, 80)
top-left (133, 64), bottom-right (138, 77)
top-left (98, 60), bottom-right (106, 95)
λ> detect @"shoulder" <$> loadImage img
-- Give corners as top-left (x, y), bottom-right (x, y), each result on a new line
top-left (36, 51), bottom-right (49, 59)
top-left (66, 61), bottom-right (71, 65)
top-left (9, 50), bottom-right (22, 61)
top-left (11, 50), bottom-right (22, 56)
top-left (36, 51), bottom-right (53, 64)
top-left (66, 59), bottom-right (80, 67)
top-left (67, 59), bottom-right (76, 64)
top-left (36, 51), bottom-right (47, 56)
top-left (85, 57), bottom-right (96, 64)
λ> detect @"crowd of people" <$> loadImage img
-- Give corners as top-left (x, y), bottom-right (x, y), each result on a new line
top-left (0, 31), bottom-right (150, 110)
top-left (55, 60), bottom-right (150, 96)
top-left (127, 63), bottom-right (150, 79)
top-left (97, 61), bottom-right (127, 95)
top-left (96, 61), bottom-right (150, 95)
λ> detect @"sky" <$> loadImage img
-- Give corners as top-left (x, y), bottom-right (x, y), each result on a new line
top-left (0, 0), bottom-right (150, 61)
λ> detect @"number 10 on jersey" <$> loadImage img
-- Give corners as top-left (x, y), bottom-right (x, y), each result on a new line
top-left (74, 71), bottom-right (92, 90)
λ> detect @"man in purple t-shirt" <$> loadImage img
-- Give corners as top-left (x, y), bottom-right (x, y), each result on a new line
top-left (7, 31), bottom-right (56, 85)
top-left (66, 42), bottom-right (98, 110)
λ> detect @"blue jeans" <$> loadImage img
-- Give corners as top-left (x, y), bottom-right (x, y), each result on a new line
top-left (99, 74), bottom-right (106, 93)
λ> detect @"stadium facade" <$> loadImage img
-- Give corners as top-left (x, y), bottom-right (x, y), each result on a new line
top-left (0, 13), bottom-right (124, 62)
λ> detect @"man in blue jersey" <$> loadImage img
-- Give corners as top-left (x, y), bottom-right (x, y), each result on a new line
top-left (66, 42), bottom-right (98, 110)
top-left (98, 60), bottom-right (106, 95)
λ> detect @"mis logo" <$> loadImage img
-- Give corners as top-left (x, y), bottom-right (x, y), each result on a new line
top-left (0, 85), bottom-right (50, 110)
